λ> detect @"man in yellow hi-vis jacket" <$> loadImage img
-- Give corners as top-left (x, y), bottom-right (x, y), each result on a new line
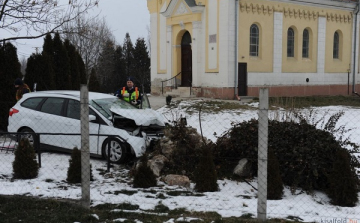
top-left (115, 76), bottom-right (142, 106)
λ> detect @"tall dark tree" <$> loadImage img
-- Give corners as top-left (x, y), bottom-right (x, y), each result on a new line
top-left (0, 42), bottom-right (21, 130)
top-left (25, 53), bottom-right (56, 91)
top-left (24, 54), bottom-right (39, 91)
top-left (25, 53), bottom-right (42, 91)
top-left (53, 33), bottom-right (71, 90)
top-left (123, 33), bottom-right (135, 78)
top-left (40, 34), bottom-right (56, 90)
top-left (97, 39), bottom-right (116, 93)
top-left (113, 45), bottom-right (126, 92)
top-left (42, 34), bottom-right (54, 57)
top-left (133, 38), bottom-right (151, 93)
top-left (88, 68), bottom-right (101, 92)
top-left (64, 39), bottom-right (81, 90)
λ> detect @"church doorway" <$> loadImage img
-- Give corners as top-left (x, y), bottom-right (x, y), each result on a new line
top-left (238, 63), bottom-right (248, 96)
top-left (181, 31), bottom-right (192, 87)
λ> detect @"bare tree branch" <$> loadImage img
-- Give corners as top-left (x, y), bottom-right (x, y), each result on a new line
top-left (0, 0), bottom-right (99, 42)
top-left (62, 13), bottom-right (114, 83)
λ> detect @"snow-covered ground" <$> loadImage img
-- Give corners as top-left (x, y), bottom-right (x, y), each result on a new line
top-left (1, 100), bottom-right (359, 222)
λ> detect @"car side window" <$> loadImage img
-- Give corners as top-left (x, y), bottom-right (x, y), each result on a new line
top-left (21, 97), bottom-right (44, 110)
top-left (67, 99), bottom-right (96, 120)
top-left (40, 98), bottom-right (65, 116)
top-left (67, 100), bottom-right (81, 119)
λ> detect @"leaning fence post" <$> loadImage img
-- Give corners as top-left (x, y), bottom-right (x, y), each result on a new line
top-left (107, 136), bottom-right (111, 172)
top-left (257, 88), bottom-right (268, 221)
top-left (35, 133), bottom-right (41, 168)
top-left (80, 85), bottom-right (90, 209)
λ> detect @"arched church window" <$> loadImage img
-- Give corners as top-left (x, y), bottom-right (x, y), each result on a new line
top-left (287, 28), bottom-right (295, 57)
top-left (181, 31), bottom-right (191, 46)
top-left (302, 29), bottom-right (309, 58)
top-left (333, 31), bottom-right (339, 59)
top-left (250, 24), bottom-right (259, 57)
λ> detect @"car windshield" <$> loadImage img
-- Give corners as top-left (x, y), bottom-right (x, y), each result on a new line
top-left (90, 98), bottom-right (136, 119)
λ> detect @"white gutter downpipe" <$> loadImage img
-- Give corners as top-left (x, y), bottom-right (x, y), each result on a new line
top-left (352, 0), bottom-right (360, 93)
top-left (234, 0), bottom-right (239, 99)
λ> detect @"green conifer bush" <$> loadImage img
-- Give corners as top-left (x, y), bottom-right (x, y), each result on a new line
top-left (133, 155), bottom-right (157, 188)
top-left (327, 149), bottom-right (359, 207)
top-left (194, 143), bottom-right (219, 192)
top-left (267, 148), bottom-right (284, 200)
top-left (213, 114), bottom-right (360, 204)
top-left (12, 138), bottom-right (39, 179)
top-left (67, 147), bottom-right (93, 184)
top-left (0, 42), bottom-right (21, 131)
top-left (153, 124), bottom-right (204, 180)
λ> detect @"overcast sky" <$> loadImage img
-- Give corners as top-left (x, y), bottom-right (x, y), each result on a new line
top-left (13, 0), bottom-right (150, 59)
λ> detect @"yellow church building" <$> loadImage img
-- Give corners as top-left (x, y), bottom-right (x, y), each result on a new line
top-left (147, 0), bottom-right (360, 99)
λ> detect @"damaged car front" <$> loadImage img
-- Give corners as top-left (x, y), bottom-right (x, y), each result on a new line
top-left (90, 94), bottom-right (166, 150)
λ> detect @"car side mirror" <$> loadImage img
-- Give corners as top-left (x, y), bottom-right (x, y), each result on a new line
top-left (89, 115), bottom-right (96, 122)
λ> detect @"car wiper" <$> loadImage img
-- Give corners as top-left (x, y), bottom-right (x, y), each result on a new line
top-left (91, 100), bottom-right (111, 117)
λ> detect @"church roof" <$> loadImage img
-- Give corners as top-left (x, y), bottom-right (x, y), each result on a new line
top-left (161, 0), bottom-right (205, 18)
top-left (184, 0), bottom-right (197, 7)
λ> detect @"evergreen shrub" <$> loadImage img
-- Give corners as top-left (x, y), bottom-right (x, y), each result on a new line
top-left (133, 154), bottom-right (157, 188)
top-left (67, 147), bottom-right (93, 184)
top-left (13, 138), bottom-right (39, 179)
top-left (0, 42), bottom-right (21, 131)
top-left (154, 123), bottom-right (203, 180)
top-left (327, 149), bottom-right (359, 207)
top-left (194, 143), bottom-right (219, 192)
top-left (267, 148), bottom-right (284, 200)
top-left (213, 114), bottom-right (360, 205)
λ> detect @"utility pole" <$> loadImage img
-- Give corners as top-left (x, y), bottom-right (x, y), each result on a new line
top-left (33, 47), bottom-right (40, 54)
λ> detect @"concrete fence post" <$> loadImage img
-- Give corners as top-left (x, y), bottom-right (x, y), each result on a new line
top-left (257, 88), bottom-right (269, 221)
top-left (80, 85), bottom-right (90, 209)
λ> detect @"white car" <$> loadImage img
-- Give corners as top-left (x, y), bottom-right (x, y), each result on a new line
top-left (8, 91), bottom-right (166, 163)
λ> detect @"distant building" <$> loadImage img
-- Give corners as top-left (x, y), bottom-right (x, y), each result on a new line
top-left (147, 0), bottom-right (360, 98)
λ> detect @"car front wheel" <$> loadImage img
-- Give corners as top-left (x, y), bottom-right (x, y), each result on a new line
top-left (102, 138), bottom-right (128, 164)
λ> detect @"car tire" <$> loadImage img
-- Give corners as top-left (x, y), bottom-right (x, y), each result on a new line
top-left (102, 138), bottom-right (128, 164)
top-left (18, 128), bottom-right (35, 146)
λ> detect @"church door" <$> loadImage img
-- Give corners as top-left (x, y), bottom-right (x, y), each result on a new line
top-left (238, 63), bottom-right (247, 96)
top-left (181, 31), bottom-right (192, 87)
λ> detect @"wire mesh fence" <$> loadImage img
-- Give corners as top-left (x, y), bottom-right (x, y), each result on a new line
top-left (0, 88), bottom-right (360, 222)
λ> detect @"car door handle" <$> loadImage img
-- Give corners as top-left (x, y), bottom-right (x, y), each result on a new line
top-left (65, 122), bottom-right (73, 126)
top-left (35, 116), bottom-right (42, 120)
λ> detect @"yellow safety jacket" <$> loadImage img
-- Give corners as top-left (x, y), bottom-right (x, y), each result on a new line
top-left (121, 87), bottom-right (139, 102)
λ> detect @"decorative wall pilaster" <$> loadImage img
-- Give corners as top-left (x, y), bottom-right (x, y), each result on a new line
top-left (166, 25), bottom-right (173, 80)
top-left (317, 16), bottom-right (326, 74)
top-left (192, 21), bottom-right (202, 86)
top-left (150, 13), bottom-right (158, 81)
top-left (273, 12), bottom-right (283, 73)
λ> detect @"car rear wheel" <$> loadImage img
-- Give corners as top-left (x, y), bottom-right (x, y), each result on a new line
top-left (18, 128), bottom-right (35, 146)
top-left (102, 138), bottom-right (128, 164)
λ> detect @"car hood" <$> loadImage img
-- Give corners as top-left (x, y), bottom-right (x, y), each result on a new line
top-left (110, 108), bottom-right (166, 126)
